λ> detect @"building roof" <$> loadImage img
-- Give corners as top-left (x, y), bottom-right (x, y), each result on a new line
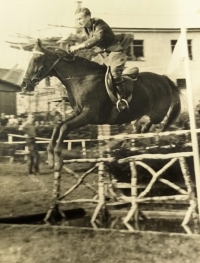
top-left (98, 13), bottom-right (200, 30)
top-left (0, 68), bottom-right (24, 92)
top-left (6, 37), bottom-right (61, 51)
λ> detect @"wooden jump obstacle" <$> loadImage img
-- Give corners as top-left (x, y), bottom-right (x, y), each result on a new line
top-left (44, 128), bottom-right (198, 226)
top-left (44, 153), bottom-right (197, 225)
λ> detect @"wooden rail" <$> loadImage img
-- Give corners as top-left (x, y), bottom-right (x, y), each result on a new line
top-left (5, 134), bottom-right (98, 157)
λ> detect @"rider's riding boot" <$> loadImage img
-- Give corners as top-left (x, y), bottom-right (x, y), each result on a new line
top-left (115, 78), bottom-right (129, 112)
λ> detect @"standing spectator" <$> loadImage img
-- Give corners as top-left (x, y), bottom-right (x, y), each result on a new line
top-left (8, 115), bottom-right (19, 126)
top-left (17, 116), bottom-right (23, 125)
top-left (195, 100), bottom-right (200, 115)
top-left (0, 113), bottom-right (8, 126)
top-left (19, 114), bottom-right (40, 175)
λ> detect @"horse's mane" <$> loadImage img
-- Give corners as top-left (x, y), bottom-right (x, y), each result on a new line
top-left (45, 46), bottom-right (107, 74)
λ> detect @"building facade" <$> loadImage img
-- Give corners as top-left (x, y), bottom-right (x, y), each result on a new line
top-left (113, 27), bottom-right (200, 110)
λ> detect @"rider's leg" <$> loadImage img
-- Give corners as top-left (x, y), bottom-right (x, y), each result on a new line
top-left (109, 52), bottom-right (129, 111)
top-left (93, 51), bottom-right (129, 111)
top-left (91, 53), bottom-right (105, 65)
top-left (28, 154), bottom-right (33, 175)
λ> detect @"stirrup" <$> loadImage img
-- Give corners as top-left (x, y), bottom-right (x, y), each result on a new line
top-left (116, 99), bottom-right (129, 112)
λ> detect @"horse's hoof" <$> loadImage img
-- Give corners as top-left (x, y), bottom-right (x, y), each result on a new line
top-left (47, 153), bottom-right (54, 169)
top-left (54, 156), bottom-right (63, 172)
top-left (54, 161), bottom-right (63, 172)
top-left (49, 164), bottom-right (54, 169)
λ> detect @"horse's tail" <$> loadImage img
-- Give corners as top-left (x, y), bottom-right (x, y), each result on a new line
top-left (162, 76), bottom-right (181, 131)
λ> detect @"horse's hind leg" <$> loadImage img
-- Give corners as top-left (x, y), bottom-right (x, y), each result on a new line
top-left (47, 123), bottom-right (62, 169)
top-left (141, 121), bottom-right (153, 133)
top-left (135, 116), bottom-right (152, 133)
top-left (131, 120), bottom-right (142, 133)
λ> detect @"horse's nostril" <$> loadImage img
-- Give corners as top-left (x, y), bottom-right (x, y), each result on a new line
top-left (20, 81), bottom-right (26, 88)
top-left (31, 78), bottom-right (39, 85)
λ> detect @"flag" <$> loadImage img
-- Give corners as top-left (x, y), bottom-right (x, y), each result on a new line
top-left (166, 31), bottom-right (187, 75)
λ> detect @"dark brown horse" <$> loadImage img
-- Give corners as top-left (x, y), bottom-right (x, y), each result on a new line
top-left (21, 39), bottom-right (181, 171)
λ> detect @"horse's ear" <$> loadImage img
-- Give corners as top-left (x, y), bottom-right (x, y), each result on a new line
top-left (37, 38), bottom-right (42, 49)
top-left (36, 39), bottom-right (43, 50)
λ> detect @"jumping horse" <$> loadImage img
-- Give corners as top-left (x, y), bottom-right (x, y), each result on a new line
top-left (21, 39), bottom-right (181, 172)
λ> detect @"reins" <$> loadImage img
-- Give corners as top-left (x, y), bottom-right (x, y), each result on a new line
top-left (32, 50), bottom-right (76, 85)
top-left (25, 48), bottom-right (103, 88)
top-left (37, 56), bottom-right (63, 83)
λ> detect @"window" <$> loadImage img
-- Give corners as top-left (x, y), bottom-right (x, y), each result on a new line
top-left (126, 40), bottom-right (144, 61)
top-left (176, 78), bottom-right (186, 89)
top-left (171, 39), bottom-right (193, 60)
top-left (188, 40), bottom-right (193, 60)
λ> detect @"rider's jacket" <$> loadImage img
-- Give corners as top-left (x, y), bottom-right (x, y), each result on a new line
top-left (83, 18), bottom-right (134, 53)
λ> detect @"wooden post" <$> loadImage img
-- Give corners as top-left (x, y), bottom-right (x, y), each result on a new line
top-left (91, 161), bottom-right (106, 222)
top-left (24, 145), bottom-right (29, 161)
top-left (8, 134), bottom-right (13, 143)
top-left (123, 161), bottom-right (138, 223)
top-left (91, 125), bottom-right (110, 222)
top-left (67, 141), bottom-right (72, 150)
top-left (181, 26), bottom-right (200, 223)
top-left (179, 157), bottom-right (198, 225)
top-left (44, 171), bottom-right (65, 222)
top-left (81, 140), bottom-right (86, 156)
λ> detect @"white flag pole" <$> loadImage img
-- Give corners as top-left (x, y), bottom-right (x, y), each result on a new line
top-left (181, 26), bottom-right (200, 222)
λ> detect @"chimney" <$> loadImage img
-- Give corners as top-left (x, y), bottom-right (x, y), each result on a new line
top-left (75, 1), bottom-right (82, 34)
top-left (76, 1), bottom-right (82, 9)
top-left (75, 1), bottom-right (82, 13)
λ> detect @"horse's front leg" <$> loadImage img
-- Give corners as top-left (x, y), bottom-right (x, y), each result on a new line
top-left (47, 113), bottom-right (76, 168)
top-left (47, 122), bottom-right (62, 169)
top-left (54, 110), bottom-right (92, 171)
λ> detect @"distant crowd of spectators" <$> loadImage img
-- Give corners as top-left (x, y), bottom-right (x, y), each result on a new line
top-left (0, 113), bottom-right (60, 127)
top-left (0, 113), bottom-right (23, 127)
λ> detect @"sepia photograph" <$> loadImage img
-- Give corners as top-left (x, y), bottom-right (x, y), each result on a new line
top-left (0, 0), bottom-right (200, 262)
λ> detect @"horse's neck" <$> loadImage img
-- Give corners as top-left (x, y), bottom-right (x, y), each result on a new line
top-left (49, 56), bottom-right (106, 112)
top-left (53, 56), bottom-right (106, 81)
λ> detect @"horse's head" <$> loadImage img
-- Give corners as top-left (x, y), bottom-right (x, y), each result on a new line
top-left (21, 39), bottom-right (76, 93)
top-left (21, 39), bottom-right (46, 93)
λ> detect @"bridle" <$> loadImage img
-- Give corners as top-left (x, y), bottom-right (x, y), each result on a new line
top-left (22, 49), bottom-right (76, 89)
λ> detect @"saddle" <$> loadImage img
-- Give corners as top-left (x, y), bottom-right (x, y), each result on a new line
top-left (105, 66), bottom-right (139, 105)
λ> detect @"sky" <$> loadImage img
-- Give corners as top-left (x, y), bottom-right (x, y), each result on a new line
top-left (0, 0), bottom-right (200, 69)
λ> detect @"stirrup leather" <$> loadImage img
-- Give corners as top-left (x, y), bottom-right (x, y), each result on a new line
top-left (116, 98), bottom-right (129, 111)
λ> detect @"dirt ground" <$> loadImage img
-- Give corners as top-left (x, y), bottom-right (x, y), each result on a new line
top-left (0, 161), bottom-right (200, 263)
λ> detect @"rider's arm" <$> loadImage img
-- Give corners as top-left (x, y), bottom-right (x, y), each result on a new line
top-left (70, 24), bottom-right (106, 52)
top-left (71, 19), bottom-right (114, 52)
top-left (83, 21), bottom-right (108, 49)
top-left (70, 42), bottom-right (86, 52)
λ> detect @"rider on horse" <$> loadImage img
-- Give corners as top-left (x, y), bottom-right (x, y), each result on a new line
top-left (67, 7), bottom-right (134, 112)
